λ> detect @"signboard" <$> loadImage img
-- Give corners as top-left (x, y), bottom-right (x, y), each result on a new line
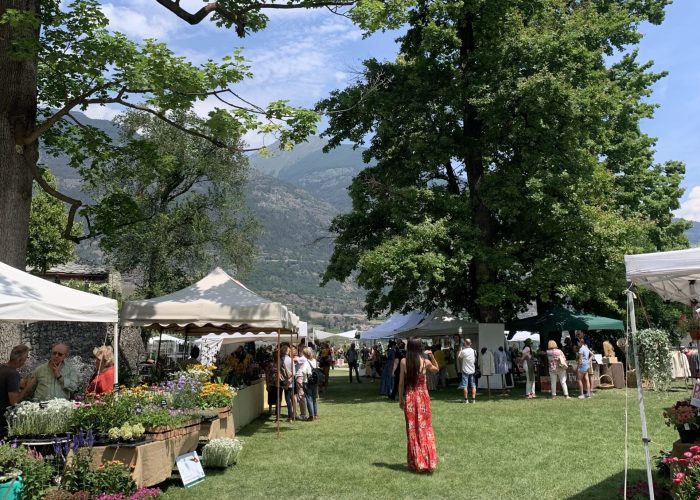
top-left (691, 382), bottom-right (700, 408)
top-left (176, 451), bottom-right (205, 488)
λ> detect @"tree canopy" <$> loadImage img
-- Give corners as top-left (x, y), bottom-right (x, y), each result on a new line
top-left (318, 0), bottom-right (688, 322)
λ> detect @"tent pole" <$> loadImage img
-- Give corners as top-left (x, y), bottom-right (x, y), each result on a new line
top-left (626, 289), bottom-right (654, 499)
top-left (113, 323), bottom-right (120, 387)
top-left (184, 326), bottom-right (189, 363)
top-left (277, 330), bottom-right (281, 439)
top-left (156, 328), bottom-right (163, 371)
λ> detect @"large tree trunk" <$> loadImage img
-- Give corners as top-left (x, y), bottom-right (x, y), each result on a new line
top-left (459, 9), bottom-right (499, 323)
top-left (0, 0), bottom-right (39, 269)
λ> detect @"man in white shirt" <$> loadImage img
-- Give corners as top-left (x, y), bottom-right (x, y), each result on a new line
top-left (458, 338), bottom-right (477, 404)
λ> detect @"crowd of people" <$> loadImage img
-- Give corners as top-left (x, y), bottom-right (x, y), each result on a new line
top-left (0, 342), bottom-right (117, 437)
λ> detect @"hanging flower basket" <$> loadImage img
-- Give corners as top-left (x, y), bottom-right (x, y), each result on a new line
top-left (678, 313), bottom-right (700, 340)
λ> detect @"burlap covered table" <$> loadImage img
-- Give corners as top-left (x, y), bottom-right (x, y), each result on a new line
top-left (91, 426), bottom-right (199, 487)
top-left (199, 413), bottom-right (234, 442)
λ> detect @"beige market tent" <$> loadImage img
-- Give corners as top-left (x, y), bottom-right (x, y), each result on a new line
top-left (120, 267), bottom-right (298, 333)
top-left (0, 261), bottom-right (119, 383)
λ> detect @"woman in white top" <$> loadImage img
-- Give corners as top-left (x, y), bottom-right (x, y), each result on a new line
top-left (302, 347), bottom-right (319, 420)
top-left (546, 340), bottom-right (570, 399)
top-left (521, 339), bottom-right (536, 399)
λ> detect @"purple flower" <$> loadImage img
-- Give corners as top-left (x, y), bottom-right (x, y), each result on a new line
top-left (52, 436), bottom-right (62, 457)
top-left (86, 429), bottom-right (95, 447)
top-left (11, 438), bottom-right (17, 449)
top-left (63, 440), bottom-right (70, 455)
top-left (72, 433), bottom-right (81, 451)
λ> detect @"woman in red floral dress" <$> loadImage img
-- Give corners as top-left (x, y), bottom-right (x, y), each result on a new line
top-left (398, 337), bottom-right (439, 473)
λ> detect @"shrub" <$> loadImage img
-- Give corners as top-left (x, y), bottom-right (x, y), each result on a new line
top-left (635, 328), bottom-right (672, 391)
top-left (201, 438), bottom-right (243, 469)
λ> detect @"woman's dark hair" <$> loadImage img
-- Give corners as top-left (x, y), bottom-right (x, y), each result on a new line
top-left (405, 337), bottom-right (423, 388)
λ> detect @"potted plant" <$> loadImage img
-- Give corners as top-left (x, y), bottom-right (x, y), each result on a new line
top-left (679, 313), bottom-right (700, 340)
top-left (664, 400), bottom-right (700, 443)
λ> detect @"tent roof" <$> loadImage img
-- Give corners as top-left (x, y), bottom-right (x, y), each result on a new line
top-left (507, 331), bottom-right (540, 343)
top-left (505, 305), bottom-right (623, 335)
top-left (625, 247), bottom-right (700, 305)
top-left (120, 267), bottom-right (297, 333)
top-left (147, 334), bottom-right (184, 344)
top-left (314, 329), bottom-right (357, 340)
top-left (360, 312), bottom-right (425, 340)
top-left (397, 310), bottom-right (478, 338)
top-left (0, 261), bottom-right (118, 323)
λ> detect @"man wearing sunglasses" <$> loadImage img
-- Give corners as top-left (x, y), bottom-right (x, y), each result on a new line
top-left (25, 343), bottom-right (78, 401)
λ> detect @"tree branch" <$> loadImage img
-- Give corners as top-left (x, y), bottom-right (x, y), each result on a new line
top-left (20, 81), bottom-right (119, 145)
top-left (29, 163), bottom-right (84, 243)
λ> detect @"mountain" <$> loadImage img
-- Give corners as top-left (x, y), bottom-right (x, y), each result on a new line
top-left (686, 220), bottom-right (700, 246)
top-left (249, 136), bottom-right (369, 213)
top-left (42, 115), bottom-right (369, 330)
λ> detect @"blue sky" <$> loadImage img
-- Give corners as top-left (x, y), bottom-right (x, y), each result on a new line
top-left (89, 0), bottom-right (700, 219)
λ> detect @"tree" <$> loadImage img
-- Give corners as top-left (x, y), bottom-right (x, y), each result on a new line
top-left (318, 0), bottom-right (688, 322)
top-left (84, 110), bottom-right (259, 298)
top-left (26, 169), bottom-right (79, 274)
top-left (0, 0), bottom-right (353, 269)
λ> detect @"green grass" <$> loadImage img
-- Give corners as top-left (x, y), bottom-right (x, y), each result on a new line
top-left (160, 369), bottom-right (686, 499)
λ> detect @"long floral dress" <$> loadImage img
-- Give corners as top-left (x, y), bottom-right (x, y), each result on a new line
top-left (404, 374), bottom-right (438, 473)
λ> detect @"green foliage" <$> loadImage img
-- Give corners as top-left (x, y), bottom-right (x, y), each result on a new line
top-left (83, 110), bottom-right (259, 298)
top-left (27, 170), bottom-right (79, 274)
top-left (0, 445), bottom-right (55, 500)
top-left (635, 328), bottom-right (672, 391)
top-left (202, 438), bottom-right (242, 469)
top-left (318, 0), bottom-right (686, 321)
top-left (61, 448), bottom-right (136, 496)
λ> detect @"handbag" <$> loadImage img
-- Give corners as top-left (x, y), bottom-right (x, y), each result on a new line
top-left (558, 353), bottom-right (568, 370)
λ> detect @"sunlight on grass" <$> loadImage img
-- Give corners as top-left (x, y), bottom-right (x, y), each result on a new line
top-left (160, 370), bottom-right (686, 499)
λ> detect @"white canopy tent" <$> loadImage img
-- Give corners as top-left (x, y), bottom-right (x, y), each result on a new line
top-left (624, 247), bottom-right (700, 499)
top-left (397, 309), bottom-right (478, 338)
top-left (313, 329), bottom-right (357, 341)
top-left (507, 331), bottom-right (540, 343)
top-left (121, 267), bottom-right (299, 333)
top-left (0, 261), bottom-right (119, 384)
top-left (360, 312), bottom-right (425, 340)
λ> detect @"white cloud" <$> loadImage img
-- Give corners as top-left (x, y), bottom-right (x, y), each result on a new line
top-left (82, 104), bottom-right (121, 121)
top-left (102, 1), bottom-right (179, 40)
top-left (675, 186), bottom-right (700, 222)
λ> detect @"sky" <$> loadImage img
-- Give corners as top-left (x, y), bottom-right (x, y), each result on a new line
top-left (87, 0), bottom-right (700, 220)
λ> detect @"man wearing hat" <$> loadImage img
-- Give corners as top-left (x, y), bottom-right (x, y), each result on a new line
top-left (0, 345), bottom-right (30, 437)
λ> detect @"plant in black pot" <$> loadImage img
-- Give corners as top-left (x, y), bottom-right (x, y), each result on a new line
top-left (664, 400), bottom-right (700, 443)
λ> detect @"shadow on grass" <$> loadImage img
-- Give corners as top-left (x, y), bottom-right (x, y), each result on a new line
top-left (565, 469), bottom-right (653, 500)
top-left (372, 461), bottom-right (411, 473)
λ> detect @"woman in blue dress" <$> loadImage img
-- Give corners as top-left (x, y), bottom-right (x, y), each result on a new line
top-left (380, 341), bottom-right (397, 396)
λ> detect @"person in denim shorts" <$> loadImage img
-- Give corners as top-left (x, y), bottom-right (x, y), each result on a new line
top-left (458, 339), bottom-right (477, 403)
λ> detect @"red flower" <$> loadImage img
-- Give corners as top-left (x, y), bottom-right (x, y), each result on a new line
top-left (673, 472), bottom-right (686, 484)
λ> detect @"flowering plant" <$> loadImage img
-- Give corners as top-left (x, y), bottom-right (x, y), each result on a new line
top-left (663, 400), bottom-right (700, 428)
top-left (6, 398), bottom-right (74, 436)
top-left (661, 445), bottom-right (700, 499)
top-left (201, 438), bottom-right (243, 469)
top-left (184, 364), bottom-right (215, 383)
top-left (199, 382), bottom-right (236, 409)
top-left (107, 423), bottom-right (145, 441)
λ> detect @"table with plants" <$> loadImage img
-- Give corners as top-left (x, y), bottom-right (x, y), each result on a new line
top-left (0, 364), bottom-right (238, 497)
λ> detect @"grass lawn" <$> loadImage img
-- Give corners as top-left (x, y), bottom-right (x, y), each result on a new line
top-left (160, 369), bottom-right (686, 499)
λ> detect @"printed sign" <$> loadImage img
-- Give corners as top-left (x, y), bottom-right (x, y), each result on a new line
top-left (176, 451), bottom-right (205, 488)
top-left (691, 382), bottom-right (700, 408)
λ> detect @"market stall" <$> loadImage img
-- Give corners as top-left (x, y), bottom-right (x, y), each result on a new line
top-left (0, 261), bottom-right (119, 382)
top-left (121, 267), bottom-right (300, 438)
top-left (625, 247), bottom-right (700, 497)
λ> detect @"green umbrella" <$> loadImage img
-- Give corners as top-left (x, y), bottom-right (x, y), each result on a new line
top-left (505, 306), bottom-right (623, 338)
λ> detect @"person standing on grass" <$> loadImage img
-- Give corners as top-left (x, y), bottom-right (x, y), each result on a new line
top-left (390, 340), bottom-right (406, 401)
top-left (458, 339), bottom-right (477, 404)
top-left (319, 343), bottom-right (332, 394)
top-left (521, 339), bottom-right (536, 399)
top-left (293, 347), bottom-right (308, 421)
top-left (546, 340), bottom-right (570, 399)
top-left (346, 343), bottom-right (361, 383)
top-left (576, 338), bottom-right (592, 399)
top-left (398, 337), bottom-right (439, 473)
top-left (278, 345), bottom-right (295, 421)
top-left (300, 347), bottom-right (319, 421)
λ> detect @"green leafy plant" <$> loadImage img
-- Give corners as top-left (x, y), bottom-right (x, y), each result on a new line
top-left (201, 438), bottom-right (242, 469)
top-left (663, 400), bottom-right (700, 428)
top-left (6, 399), bottom-right (74, 436)
top-left (0, 444), bottom-right (55, 499)
top-left (107, 423), bottom-right (145, 442)
top-left (635, 328), bottom-right (672, 391)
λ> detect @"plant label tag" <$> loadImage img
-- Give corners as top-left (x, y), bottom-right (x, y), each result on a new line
top-left (692, 382), bottom-right (700, 408)
top-left (161, 399), bottom-right (167, 408)
top-left (685, 423), bottom-right (691, 430)
top-left (176, 451), bottom-right (205, 488)
top-left (135, 404), bottom-right (142, 415)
